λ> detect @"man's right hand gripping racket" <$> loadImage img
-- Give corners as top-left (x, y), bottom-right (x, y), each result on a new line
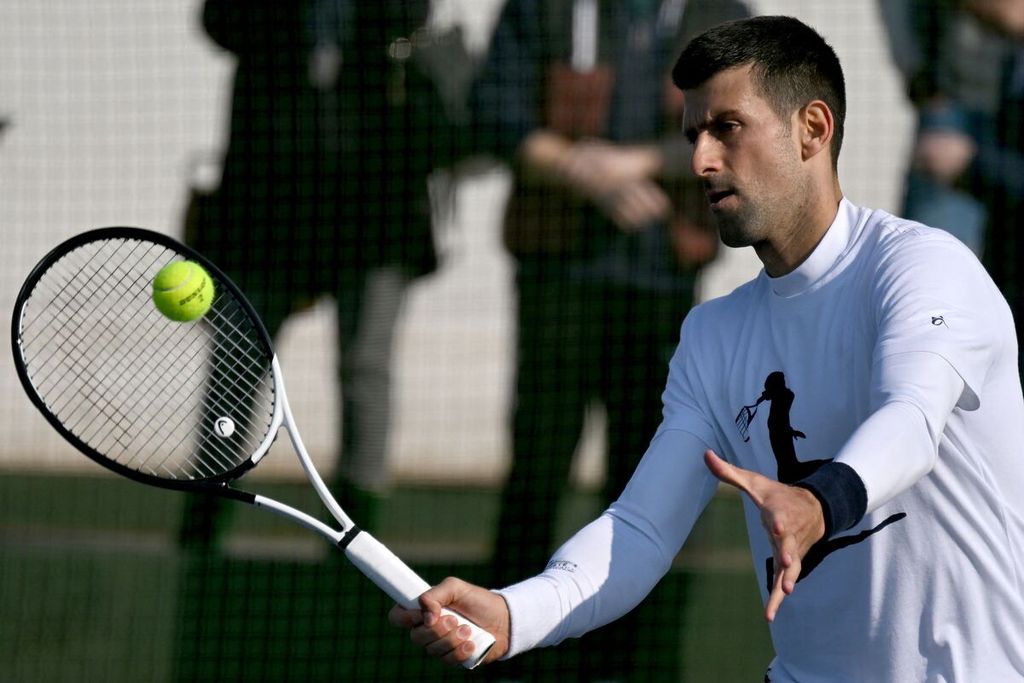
top-left (10, 227), bottom-right (495, 668)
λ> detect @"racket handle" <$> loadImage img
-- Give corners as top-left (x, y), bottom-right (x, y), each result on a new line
top-left (344, 531), bottom-right (496, 669)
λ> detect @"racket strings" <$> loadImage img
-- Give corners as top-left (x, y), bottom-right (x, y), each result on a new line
top-left (159, 310), bottom-right (275, 477)
top-left (45, 241), bottom-right (272, 475)
top-left (17, 237), bottom-right (277, 481)
top-left (40, 248), bottom-right (188, 444)
top-left (30, 242), bottom-right (187, 422)
top-left (26, 240), bottom-right (161, 392)
top-left (29, 244), bottom-right (176, 441)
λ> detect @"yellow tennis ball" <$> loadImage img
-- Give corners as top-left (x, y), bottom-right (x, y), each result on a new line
top-left (152, 260), bottom-right (215, 322)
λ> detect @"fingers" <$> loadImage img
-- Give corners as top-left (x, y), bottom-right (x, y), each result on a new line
top-left (388, 579), bottom-right (472, 666)
top-left (388, 603), bottom-right (423, 629)
top-left (703, 449), bottom-right (762, 503)
top-left (765, 555), bottom-right (786, 622)
top-left (703, 448), bottom-right (727, 474)
top-left (414, 612), bottom-right (478, 662)
top-left (396, 604), bottom-right (476, 666)
top-left (705, 450), bottom-right (820, 622)
top-left (389, 576), bottom-right (509, 668)
top-left (765, 547), bottom-right (802, 622)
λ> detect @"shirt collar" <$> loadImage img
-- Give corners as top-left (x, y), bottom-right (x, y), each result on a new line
top-left (768, 197), bottom-right (856, 298)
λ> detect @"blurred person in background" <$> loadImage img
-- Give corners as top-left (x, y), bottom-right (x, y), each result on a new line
top-left (962, 1), bottom-right (1024, 375)
top-left (180, 0), bottom-right (463, 547)
top-left (878, 0), bottom-right (1016, 255)
top-left (468, 0), bottom-right (750, 679)
top-left (882, 0), bottom-right (1024, 373)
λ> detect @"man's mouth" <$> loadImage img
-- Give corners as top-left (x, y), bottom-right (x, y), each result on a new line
top-left (706, 188), bottom-right (735, 208)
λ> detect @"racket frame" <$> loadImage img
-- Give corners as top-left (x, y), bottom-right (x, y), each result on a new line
top-left (11, 226), bottom-right (495, 668)
top-left (12, 227), bottom-right (271, 497)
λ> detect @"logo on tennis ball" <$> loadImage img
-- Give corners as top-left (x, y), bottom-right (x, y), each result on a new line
top-left (152, 260), bottom-right (214, 322)
top-left (214, 417), bottom-right (235, 438)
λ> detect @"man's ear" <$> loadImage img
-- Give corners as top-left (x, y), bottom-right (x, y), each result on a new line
top-left (797, 100), bottom-right (834, 162)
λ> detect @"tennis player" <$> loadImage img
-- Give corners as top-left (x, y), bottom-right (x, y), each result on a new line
top-left (390, 16), bottom-right (1024, 681)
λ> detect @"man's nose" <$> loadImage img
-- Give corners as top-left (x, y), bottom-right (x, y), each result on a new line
top-left (690, 133), bottom-right (720, 177)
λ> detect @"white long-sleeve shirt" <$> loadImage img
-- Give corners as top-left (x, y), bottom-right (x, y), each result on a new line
top-left (498, 199), bottom-right (1024, 681)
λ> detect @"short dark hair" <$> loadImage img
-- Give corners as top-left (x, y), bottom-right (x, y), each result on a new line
top-left (672, 16), bottom-right (846, 167)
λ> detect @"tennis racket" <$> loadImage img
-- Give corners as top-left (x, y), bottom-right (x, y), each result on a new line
top-left (11, 227), bottom-right (495, 668)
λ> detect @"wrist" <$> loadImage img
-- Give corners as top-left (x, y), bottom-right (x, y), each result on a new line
top-left (793, 461), bottom-right (867, 540)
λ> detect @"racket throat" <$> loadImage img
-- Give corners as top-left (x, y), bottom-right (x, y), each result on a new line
top-left (337, 524), bottom-right (362, 550)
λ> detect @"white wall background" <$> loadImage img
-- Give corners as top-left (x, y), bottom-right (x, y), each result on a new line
top-left (0, 0), bottom-right (914, 485)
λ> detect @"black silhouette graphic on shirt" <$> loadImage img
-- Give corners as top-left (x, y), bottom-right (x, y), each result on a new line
top-left (743, 371), bottom-right (907, 592)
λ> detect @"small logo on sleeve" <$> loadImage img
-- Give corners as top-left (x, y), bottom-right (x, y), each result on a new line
top-left (545, 560), bottom-right (578, 573)
top-left (931, 316), bottom-right (947, 328)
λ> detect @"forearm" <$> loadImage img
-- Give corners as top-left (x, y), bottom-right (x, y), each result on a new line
top-left (517, 130), bottom-right (573, 181)
top-left (497, 511), bottom-right (668, 657)
top-left (520, 133), bottom-right (663, 177)
top-left (797, 352), bottom-right (963, 536)
top-left (497, 429), bottom-right (717, 657)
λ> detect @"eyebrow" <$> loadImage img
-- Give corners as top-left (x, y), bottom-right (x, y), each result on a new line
top-left (683, 109), bottom-right (744, 142)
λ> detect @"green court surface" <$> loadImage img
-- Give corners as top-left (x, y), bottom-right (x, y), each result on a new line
top-left (0, 474), bottom-right (772, 682)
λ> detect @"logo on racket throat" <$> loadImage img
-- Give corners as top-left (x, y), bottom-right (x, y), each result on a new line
top-left (214, 417), bottom-right (236, 438)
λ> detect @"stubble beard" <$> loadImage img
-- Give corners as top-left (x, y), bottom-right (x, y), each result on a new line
top-left (713, 201), bottom-right (765, 249)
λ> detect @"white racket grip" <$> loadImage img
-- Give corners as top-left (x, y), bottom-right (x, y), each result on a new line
top-left (344, 531), bottom-right (496, 669)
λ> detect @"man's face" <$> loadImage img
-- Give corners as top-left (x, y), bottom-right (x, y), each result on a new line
top-left (682, 65), bottom-right (807, 249)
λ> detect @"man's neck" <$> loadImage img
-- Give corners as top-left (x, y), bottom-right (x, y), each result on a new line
top-left (758, 183), bottom-right (843, 278)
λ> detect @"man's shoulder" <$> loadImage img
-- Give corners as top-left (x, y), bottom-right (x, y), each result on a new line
top-left (858, 205), bottom-right (965, 249)
top-left (853, 205), bottom-right (977, 271)
top-left (850, 205), bottom-right (996, 306)
top-left (684, 276), bottom-right (763, 334)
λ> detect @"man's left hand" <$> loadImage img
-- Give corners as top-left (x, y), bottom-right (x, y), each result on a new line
top-left (703, 450), bottom-right (825, 622)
